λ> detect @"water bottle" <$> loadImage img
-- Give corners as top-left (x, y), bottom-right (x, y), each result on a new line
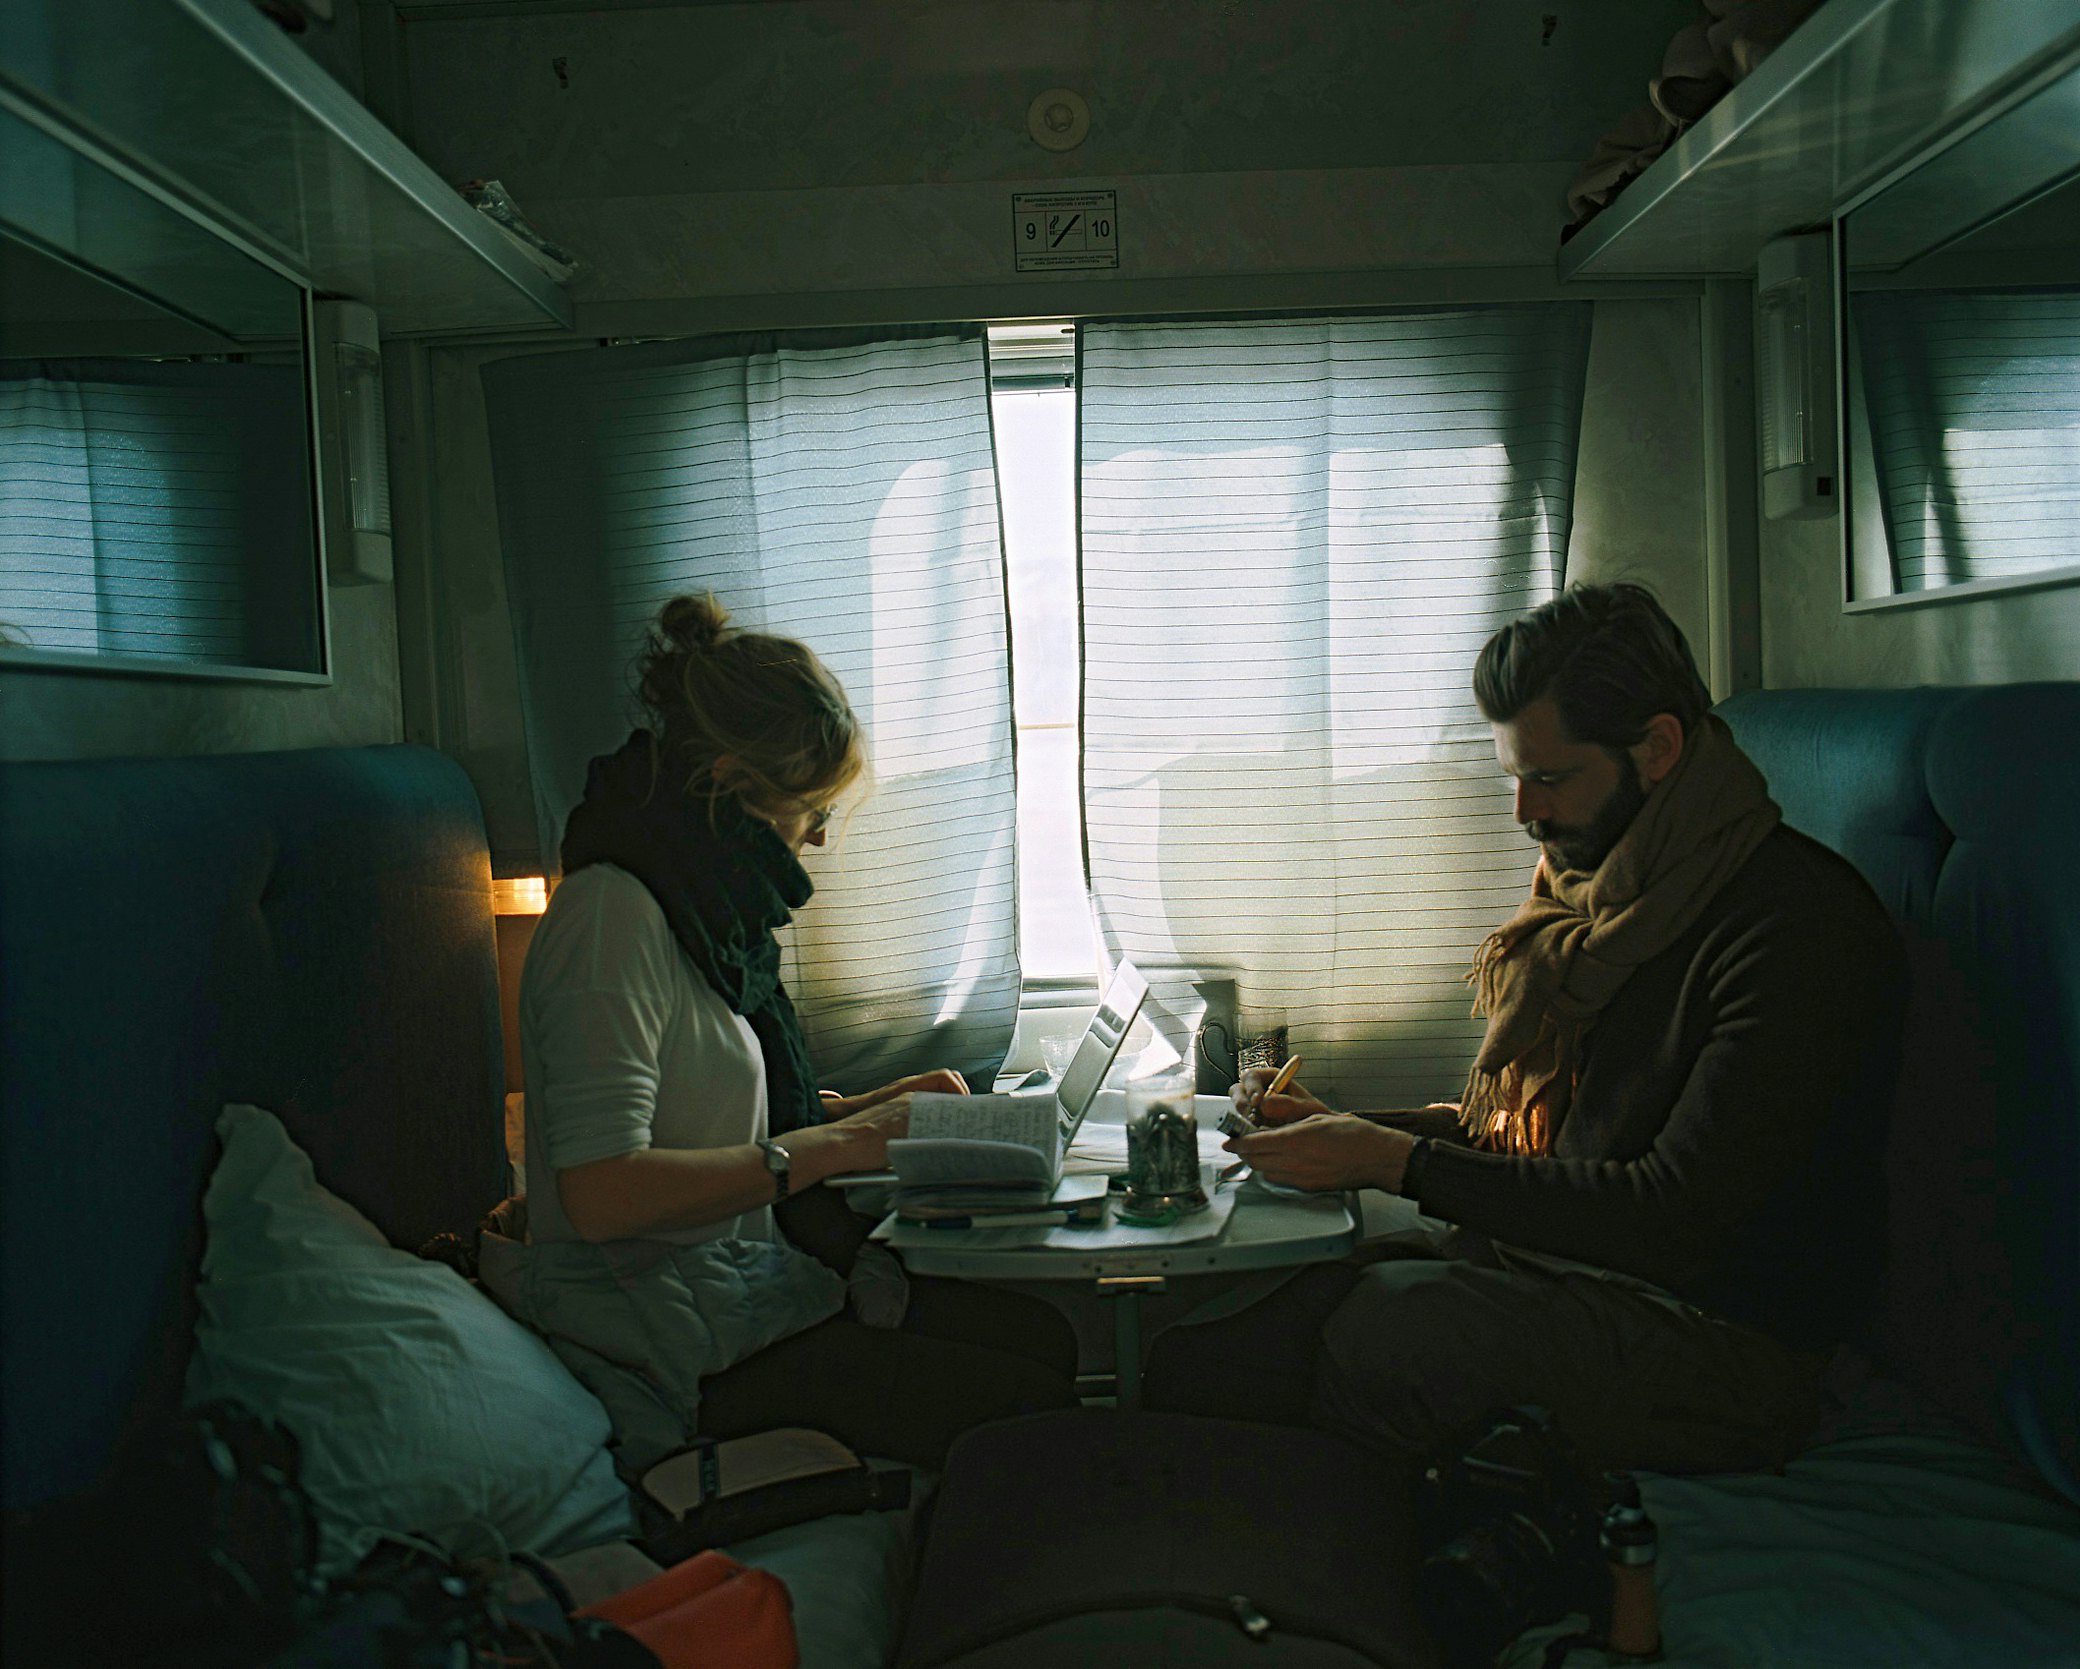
top-left (1601, 1472), bottom-right (1661, 1661)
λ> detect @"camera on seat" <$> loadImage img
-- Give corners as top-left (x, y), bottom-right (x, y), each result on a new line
top-left (1414, 1405), bottom-right (1609, 1669)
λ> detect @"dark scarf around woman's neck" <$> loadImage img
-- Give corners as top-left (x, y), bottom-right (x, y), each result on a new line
top-left (559, 730), bottom-right (822, 1135)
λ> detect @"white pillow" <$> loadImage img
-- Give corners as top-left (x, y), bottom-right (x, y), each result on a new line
top-left (188, 1104), bottom-right (635, 1574)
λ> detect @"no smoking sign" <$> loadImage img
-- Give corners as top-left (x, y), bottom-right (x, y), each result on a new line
top-left (1013, 191), bottom-right (1118, 272)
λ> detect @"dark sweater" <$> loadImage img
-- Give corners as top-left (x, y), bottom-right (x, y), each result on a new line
top-left (1404, 825), bottom-right (1908, 1353)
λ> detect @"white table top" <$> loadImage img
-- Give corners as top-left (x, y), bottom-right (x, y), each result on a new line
top-left (876, 1094), bottom-right (1358, 1281)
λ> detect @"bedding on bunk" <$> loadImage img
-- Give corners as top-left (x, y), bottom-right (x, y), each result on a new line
top-left (725, 1491), bottom-right (929, 1669)
top-left (1510, 1421), bottom-right (2080, 1668)
top-left (186, 1104), bottom-right (637, 1575)
top-left (1564, 0), bottom-right (1826, 237)
top-left (186, 1102), bottom-right (927, 1664)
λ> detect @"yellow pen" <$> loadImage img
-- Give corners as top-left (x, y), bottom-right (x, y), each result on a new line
top-left (1255, 1053), bottom-right (1304, 1115)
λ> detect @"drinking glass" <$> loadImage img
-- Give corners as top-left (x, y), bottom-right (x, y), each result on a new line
top-left (1123, 1064), bottom-right (1206, 1214)
top-left (1233, 1006), bottom-right (1290, 1077)
top-left (1038, 1031), bottom-right (1079, 1085)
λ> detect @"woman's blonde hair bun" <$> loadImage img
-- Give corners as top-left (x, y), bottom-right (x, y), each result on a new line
top-left (657, 591), bottom-right (731, 657)
top-left (636, 591), bottom-right (865, 817)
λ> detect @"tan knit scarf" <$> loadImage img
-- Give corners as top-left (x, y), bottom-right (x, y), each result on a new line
top-left (1459, 713), bottom-right (1780, 1155)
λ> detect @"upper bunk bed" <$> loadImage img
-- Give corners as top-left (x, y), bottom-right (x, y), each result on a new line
top-left (1557, 0), bottom-right (2080, 280)
top-left (0, 0), bottom-right (572, 334)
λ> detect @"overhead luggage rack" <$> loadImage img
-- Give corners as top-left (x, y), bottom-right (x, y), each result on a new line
top-left (1557, 0), bottom-right (2080, 280)
top-left (0, 0), bottom-right (574, 334)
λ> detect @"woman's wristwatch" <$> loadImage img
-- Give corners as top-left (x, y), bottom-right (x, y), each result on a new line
top-left (755, 1137), bottom-right (792, 1201)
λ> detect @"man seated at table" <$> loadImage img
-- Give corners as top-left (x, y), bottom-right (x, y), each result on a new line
top-left (1144, 582), bottom-right (1907, 1475)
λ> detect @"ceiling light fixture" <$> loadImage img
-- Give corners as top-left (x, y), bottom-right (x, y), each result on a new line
top-left (1027, 88), bottom-right (1090, 152)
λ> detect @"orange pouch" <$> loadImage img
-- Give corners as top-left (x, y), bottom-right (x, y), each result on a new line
top-left (578, 1550), bottom-right (797, 1669)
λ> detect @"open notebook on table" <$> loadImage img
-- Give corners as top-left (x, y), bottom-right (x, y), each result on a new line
top-left (855, 961), bottom-right (1149, 1215)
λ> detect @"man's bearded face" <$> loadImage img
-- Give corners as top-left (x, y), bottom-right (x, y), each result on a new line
top-left (1491, 696), bottom-right (1656, 877)
top-left (1524, 758), bottom-right (1646, 874)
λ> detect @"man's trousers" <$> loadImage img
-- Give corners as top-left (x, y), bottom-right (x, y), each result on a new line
top-left (1140, 1227), bottom-right (1827, 1475)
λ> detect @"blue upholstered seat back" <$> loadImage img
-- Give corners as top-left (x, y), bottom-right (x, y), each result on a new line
top-left (1721, 686), bottom-right (2080, 1502)
top-left (1715, 687), bottom-right (1959, 922)
top-left (0, 746), bottom-right (506, 1513)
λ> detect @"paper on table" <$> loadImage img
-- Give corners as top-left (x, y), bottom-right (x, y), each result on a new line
top-left (1061, 1116), bottom-right (1230, 1177)
top-left (1051, 1179), bottom-right (1238, 1249)
top-left (895, 1174), bottom-right (1109, 1217)
top-left (873, 1166), bottom-right (1240, 1252)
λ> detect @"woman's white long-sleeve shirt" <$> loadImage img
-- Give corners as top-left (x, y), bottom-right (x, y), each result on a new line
top-left (519, 862), bottom-right (774, 1247)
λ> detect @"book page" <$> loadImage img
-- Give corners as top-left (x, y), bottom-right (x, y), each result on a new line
top-left (893, 1094), bottom-right (1063, 1189)
top-left (906, 1092), bottom-right (1056, 1148)
top-left (894, 1174), bottom-right (1111, 1218)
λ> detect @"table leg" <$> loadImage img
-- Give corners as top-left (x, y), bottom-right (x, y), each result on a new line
top-left (1097, 1275), bottom-right (1166, 1409)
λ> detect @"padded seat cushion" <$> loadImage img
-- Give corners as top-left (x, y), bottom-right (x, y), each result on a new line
top-left (1720, 685), bottom-right (2079, 1503)
top-left (1717, 687), bottom-right (1958, 924)
top-left (1924, 685), bottom-right (2080, 1498)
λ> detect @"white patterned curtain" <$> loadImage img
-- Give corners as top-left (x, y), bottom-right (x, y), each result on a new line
top-left (482, 329), bottom-right (1017, 1089)
top-left (1077, 307), bottom-right (1592, 1108)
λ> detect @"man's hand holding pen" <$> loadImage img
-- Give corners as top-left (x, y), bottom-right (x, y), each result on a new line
top-left (1231, 1062), bottom-right (1333, 1127)
top-left (1222, 1061), bottom-right (1420, 1195)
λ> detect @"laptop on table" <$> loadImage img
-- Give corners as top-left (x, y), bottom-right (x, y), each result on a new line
top-left (840, 960), bottom-right (1150, 1194)
top-left (1036, 958), bottom-right (1150, 1148)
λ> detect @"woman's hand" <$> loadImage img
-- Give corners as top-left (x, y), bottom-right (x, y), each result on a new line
top-left (799, 1069), bottom-right (968, 1176)
top-left (802, 1094), bottom-right (919, 1174)
top-left (819, 1068), bottom-right (969, 1121)
top-left (1232, 1067), bottom-right (1333, 1127)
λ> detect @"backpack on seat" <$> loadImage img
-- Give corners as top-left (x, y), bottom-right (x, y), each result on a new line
top-left (894, 1409), bottom-right (1440, 1668)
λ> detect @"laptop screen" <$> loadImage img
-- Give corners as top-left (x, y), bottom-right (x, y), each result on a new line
top-left (1054, 960), bottom-right (1149, 1142)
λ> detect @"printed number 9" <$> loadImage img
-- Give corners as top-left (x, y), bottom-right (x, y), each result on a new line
top-left (1023, 220), bottom-right (1038, 241)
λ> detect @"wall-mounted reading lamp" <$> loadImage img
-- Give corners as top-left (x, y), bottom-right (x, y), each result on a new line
top-left (1755, 231), bottom-right (1838, 521)
top-left (491, 877), bottom-right (549, 1096)
top-left (492, 877), bottom-right (549, 916)
top-left (312, 298), bottom-right (394, 585)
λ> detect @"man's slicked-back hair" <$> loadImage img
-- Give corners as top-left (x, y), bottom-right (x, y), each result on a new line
top-left (1473, 582), bottom-right (1711, 749)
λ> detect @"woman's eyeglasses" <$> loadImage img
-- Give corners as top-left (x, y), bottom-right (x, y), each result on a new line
top-left (805, 804), bottom-right (834, 838)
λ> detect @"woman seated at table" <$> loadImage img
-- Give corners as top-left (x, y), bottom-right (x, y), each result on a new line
top-left (490, 591), bottom-right (1077, 1469)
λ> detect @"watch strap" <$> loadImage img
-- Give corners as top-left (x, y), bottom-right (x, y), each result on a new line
top-left (756, 1137), bottom-right (792, 1202)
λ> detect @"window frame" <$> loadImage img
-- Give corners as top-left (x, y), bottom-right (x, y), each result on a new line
top-left (988, 320), bottom-right (1102, 1004)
